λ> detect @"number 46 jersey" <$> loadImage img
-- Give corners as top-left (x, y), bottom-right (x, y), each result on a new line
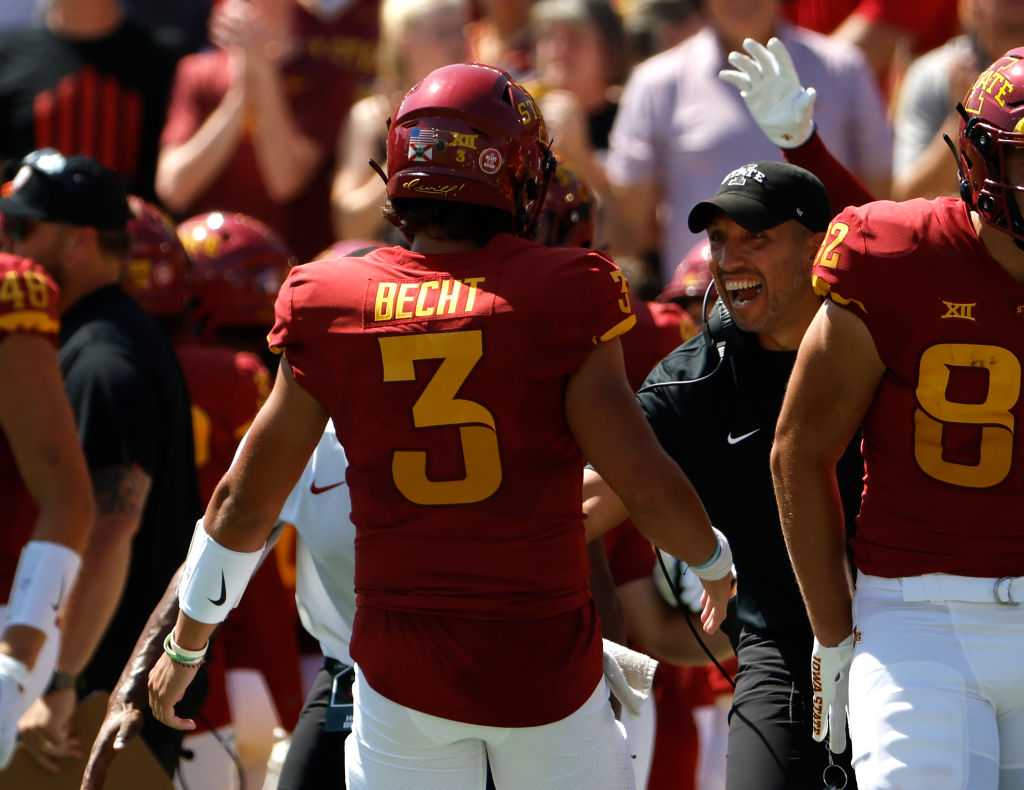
top-left (267, 233), bottom-right (635, 727)
top-left (812, 196), bottom-right (1024, 579)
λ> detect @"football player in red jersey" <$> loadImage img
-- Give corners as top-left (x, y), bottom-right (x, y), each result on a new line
top-left (771, 49), bottom-right (1024, 789)
top-left (147, 63), bottom-right (733, 790)
top-left (0, 253), bottom-right (93, 769)
top-left (537, 163), bottom-right (698, 389)
top-left (124, 203), bottom-right (302, 790)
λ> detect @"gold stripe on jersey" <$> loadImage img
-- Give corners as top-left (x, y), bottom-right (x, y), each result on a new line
top-left (0, 309), bottom-right (59, 335)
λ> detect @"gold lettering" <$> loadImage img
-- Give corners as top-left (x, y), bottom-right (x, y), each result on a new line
top-left (415, 281), bottom-right (439, 317)
top-left (463, 277), bottom-right (485, 312)
top-left (995, 78), bottom-right (1014, 107)
top-left (375, 282), bottom-right (397, 322)
top-left (450, 133), bottom-right (479, 149)
top-left (396, 283), bottom-right (417, 320)
top-left (941, 301), bottom-right (977, 321)
top-left (438, 279), bottom-right (461, 315)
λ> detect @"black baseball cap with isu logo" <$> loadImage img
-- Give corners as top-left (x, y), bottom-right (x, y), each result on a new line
top-left (687, 161), bottom-right (831, 234)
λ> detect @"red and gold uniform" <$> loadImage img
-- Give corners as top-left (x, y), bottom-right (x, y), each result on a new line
top-left (268, 236), bottom-right (636, 727)
top-left (176, 344), bottom-right (270, 504)
top-left (175, 342), bottom-right (302, 730)
top-left (622, 301), bottom-right (698, 391)
top-left (0, 256), bottom-right (60, 601)
top-left (812, 197), bottom-right (1024, 577)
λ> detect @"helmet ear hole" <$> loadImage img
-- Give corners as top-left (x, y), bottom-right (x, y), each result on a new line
top-left (979, 194), bottom-right (997, 214)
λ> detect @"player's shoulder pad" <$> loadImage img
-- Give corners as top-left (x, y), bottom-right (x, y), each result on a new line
top-left (840, 198), bottom-right (938, 258)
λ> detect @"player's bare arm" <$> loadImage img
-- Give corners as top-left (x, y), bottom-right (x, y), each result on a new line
top-left (771, 301), bottom-right (882, 646)
top-left (80, 564), bottom-right (184, 790)
top-left (0, 335), bottom-right (93, 669)
top-left (617, 578), bottom-right (733, 666)
top-left (566, 338), bottom-right (733, 633)
top-left (582, 466), bottom-right (628, 542)
top-left (148, 359), bottom-right (326, 730)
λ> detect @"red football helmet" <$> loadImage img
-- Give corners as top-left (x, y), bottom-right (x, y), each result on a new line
top-left (314, 239), bottom-right (386, 260)
top-left (658, 240), bottom-right (714, 304)
top-left (123, 196), bottom-right (191, 316)
top-left (177, 212), bottom-right (296, 332)
top-left (957, 48), bottom-right (1024, 243)
top-left (533, 164), bottom-right (595, 248)
top-left (384, 63), bottom-right (556, 234)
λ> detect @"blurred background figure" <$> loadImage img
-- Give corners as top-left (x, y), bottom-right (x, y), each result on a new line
top-left (157, 0), bottom-right (378, 261)
top-left (658, 240), bottom-right (715, 328)
top-left (620, 0), bottom-right (702, 64)
top-left (0, 0), bottom-right (179, 199)
top-left (0, 0), bottom-right (43, 32)
top-left (528, 0), bottom-right (628, 205)
top-left (0, 152), bottom-right (202, 780)
top-left (606, 0), bottom-right (890, 288)
top-left (466, 0), bottom-right (534, 77)
top-left (121, 0), bottom-right (213, 56)
top-left (782, 0), bottom-right (960, 86)
top-left (891, 0), bottom-right (1021, 200)
top-left (331, 0), bottom-right (468, 242)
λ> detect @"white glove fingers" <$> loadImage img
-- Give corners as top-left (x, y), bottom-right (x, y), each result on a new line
top-left (718, 69), bottom-right (751, 92)
top-left (727, 50), bottom-right (762, 83)
top-left (767, 37), bottom-right (799, 83)
top-left (745, 39), bottom-right (779, 80)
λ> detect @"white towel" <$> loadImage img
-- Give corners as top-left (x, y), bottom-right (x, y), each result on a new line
top-left (602, 639), bottom-right (659, 716)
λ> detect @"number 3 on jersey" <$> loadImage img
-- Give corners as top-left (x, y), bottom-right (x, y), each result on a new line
top-left (914, 343), bottom-right (1021, 488)
top-left (379, 330), bottom-right (502, 505)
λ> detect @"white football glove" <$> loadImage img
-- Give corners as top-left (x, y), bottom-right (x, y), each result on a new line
top-left (810, 634), bottom-right (854, 754)
top-left (0, 654), bottom-right (30, 768)
top-left (719, 37), bottom-right (816, 149)
top-left (652, 550), bottom-right (705, 613)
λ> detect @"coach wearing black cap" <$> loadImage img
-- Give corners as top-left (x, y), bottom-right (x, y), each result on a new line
top-left (583, 161), bottom-right (863, 790)
top-left (0, 150), bottom-right (202, 778)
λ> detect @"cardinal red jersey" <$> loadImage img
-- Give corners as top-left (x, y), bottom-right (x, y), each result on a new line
top-left (175, 344), bottom-right (270, 504)
top-left (812, 197), bottom-right (1024, 578)
top-left (268, 234), bottom-right (636, 726)
top-left (621, 301), bottom-right (698, 391)
top-left (0, 256), bottom-right (60, 602)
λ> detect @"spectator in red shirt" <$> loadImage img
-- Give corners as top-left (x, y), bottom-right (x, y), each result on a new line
top-left (156, 0), bottom-right (374, 260)
top-left (782, 0), bottom-right (961, 77)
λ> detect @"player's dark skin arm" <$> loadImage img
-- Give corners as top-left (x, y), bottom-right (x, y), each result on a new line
top-left (80, 565), bottom-right (184, 790)
top-left (148, 360), bottom-right (326, 728)
top-left (566, 339), bottom-right (732, 633)
top-left (771, 302), bottom-right (883, 646)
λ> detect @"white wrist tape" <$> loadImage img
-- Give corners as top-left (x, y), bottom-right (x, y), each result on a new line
top-left (5, 541), bottom-right (81, 632)
top-left (178, 519), bottom-right (264, 625)
top-left (690, 527), bottom-right (734, 581)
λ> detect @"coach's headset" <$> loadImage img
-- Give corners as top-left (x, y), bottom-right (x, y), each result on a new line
top-left (640, 282), bottom-right (850, 790)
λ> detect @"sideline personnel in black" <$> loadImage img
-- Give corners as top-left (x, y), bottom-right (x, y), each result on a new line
top-left (583, 162), bottom-right (863, 790)
top-left (0, 151), bottom-right (203, 777)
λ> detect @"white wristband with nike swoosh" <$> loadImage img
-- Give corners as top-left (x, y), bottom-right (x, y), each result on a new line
top-left (178, 519), bottom-right (264, 625)
top-left (5, 541), bottom-right (81, 634)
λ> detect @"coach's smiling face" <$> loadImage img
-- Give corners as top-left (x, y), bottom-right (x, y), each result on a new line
top-left (706, 213), bottom-right (823, 350)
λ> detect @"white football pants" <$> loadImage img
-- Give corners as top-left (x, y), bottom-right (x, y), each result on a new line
top-left (345, 667), bottom-right (636, 790)
top-left (850, 574), bottom-right (1024, 790)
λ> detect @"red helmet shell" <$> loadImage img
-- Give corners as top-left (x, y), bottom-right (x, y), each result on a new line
top-left (534, 164), bottom-right (595, 248)
top-left (386, 63), bottom-right (555, 232)
top-left (659, 240), bottom-right (713, 303)
top-left (958, 48), bottom-right (1024, 242)
top-left (177, 212), bottom-right (296, 331)
top-left (124, 196), bottom-right (191, 316)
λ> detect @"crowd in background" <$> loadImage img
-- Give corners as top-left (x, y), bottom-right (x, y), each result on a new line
top-left (0, 0), bottom-right (1017, 788)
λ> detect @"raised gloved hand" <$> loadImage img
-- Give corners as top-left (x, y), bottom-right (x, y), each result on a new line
top-left (0, 653), bottom-right (30, 768)
top-left (719, 37), bottom-right (816, 149)
top-left (811, 634), bottom-right (854, 754)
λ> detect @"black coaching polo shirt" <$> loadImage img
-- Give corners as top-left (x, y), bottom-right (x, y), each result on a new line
top-left (637, 326), bottom-right (863, 637)
top-left (59, 284), bottom-right (200, 693)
